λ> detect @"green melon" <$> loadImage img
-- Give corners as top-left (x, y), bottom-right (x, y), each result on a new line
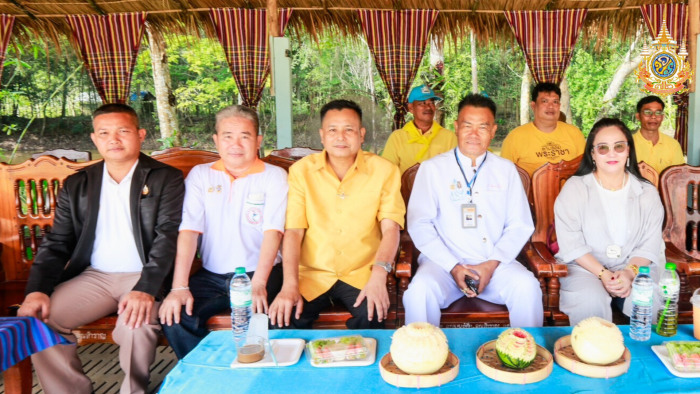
top-left (495, 328), bottom-right (537, 370)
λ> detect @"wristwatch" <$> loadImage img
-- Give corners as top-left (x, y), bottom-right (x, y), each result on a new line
top-left (372, 261), bottom-right (394, 273)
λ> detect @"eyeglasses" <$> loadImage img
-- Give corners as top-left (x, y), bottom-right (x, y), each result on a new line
top-left (641, 109), bottom-right (664, 117)
top-left (413, 99), bottom-right (436, 107)
top-left (593, 142), bottom-right (629, 155)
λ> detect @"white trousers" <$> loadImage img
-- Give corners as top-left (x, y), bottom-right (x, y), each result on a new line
top-left (560, 264), bottom-right (661, 326)
top-left (403, 258), bottom-right (544, 328)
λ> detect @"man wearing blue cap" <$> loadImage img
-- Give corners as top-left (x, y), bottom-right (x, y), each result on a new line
top-left (382, 85), bottom-right (457, 174)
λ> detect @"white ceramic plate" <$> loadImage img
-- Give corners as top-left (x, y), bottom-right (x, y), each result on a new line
top-left (231, 338), bottom-right (305, 368)
top-left (651, 345), bottom-right (700, 378)
top-left (310, 338), bottom-right (377, 368)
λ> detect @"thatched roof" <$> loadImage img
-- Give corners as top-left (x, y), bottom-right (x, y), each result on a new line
top-left (0, 0), bottom-right (686, 46)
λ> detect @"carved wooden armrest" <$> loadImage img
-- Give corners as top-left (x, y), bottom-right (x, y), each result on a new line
top-left (395, 231), bottom-right (414, 279)
top-left (519, 242), bottom-right (552, 278)
top-left (531, 242), bottom-right (569, 277)
top-left (666, 242), bottom-right (700, 276)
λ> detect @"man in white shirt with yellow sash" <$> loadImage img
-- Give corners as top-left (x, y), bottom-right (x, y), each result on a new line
top-left (403, 94), bottom-right (543, 328)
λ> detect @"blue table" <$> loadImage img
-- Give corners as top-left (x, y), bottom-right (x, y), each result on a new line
top-left (159, 325), bottom-right (700, 394)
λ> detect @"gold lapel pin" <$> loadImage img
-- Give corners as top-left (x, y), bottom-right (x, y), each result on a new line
top-left (142, 185), bottom-right (149, 196)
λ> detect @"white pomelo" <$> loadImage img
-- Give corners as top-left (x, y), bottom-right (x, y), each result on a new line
top-left (571, 316), bottom-right (625, 365)
top-left (390, 322), bottom-right (449, 375)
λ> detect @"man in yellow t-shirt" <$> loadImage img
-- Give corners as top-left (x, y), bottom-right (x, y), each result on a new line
top-left (632, 95), bottom-right (685, 174)
top-left (501, 83), bottom-right (586, 175)
top-left (382, 85), bottom-right (457, 174)
top-left (268, 99), bottom-right (405, 329)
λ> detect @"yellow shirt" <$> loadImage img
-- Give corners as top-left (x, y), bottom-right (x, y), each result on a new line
top-left (286, 150), bottom-right (406, 301)
top-left (382, 120), bottom-right (457, 174)
top-left (633, 131), bottom-right (685, 174)
top-left (501, 121), bottom-right (586, 176)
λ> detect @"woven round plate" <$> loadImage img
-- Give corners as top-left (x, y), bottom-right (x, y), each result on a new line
top-left (554, 335), bottom-right (630, 378)
top-left (379, 352), bottom-right (459, 388)
top-left (476, 340), bottom-right (553, 384)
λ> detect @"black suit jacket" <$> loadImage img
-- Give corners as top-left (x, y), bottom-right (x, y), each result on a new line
top-left (25, 153), bottom-right (185, 299)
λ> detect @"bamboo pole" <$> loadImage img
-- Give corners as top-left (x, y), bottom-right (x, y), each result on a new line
top-left (267, 0), bottom-right (279, 97)
top-left (690, 0), bottom-right (699, 93)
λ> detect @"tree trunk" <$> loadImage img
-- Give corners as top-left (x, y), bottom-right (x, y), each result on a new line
top-left (147, 27), bottom-right (180, 144)
top-left (596, 27), bottom-right (643, 120)
top-left (560, 76), bottom-right (573, 123)
top-left (429, 36), bottom-right (445, 126)
top-left (470, 30), bottom-right (478, 94)
top-left (520, 64), bottom-right (531, 125)
top-left (61, 57), bottom-right (68, 118)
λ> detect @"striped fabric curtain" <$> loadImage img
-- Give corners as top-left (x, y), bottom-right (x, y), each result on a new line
top-left (210, 8), bottom-right (293, 108)
top-left (0, 15), bottom-right (15, 82)
top-left (640, 4), bottom-right (689, 155)
top-left (504, 10), bottom-right (588, 84)
top-left (358, 10), bottom-right (438, 130)
top-left (66, 13), bottom-right (147, 104)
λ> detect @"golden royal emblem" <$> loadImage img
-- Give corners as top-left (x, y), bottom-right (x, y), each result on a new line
top-left (635, 19), bottom-right (694, 97)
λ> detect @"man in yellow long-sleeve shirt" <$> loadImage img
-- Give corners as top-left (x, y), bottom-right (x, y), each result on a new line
top-left (382, 85), bottom-right (457, 174)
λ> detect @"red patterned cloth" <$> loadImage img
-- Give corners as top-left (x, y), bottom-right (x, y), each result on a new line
top-left (358, 10), bottom-right (438, 130)
top-left (210, 8), bottom-right (292, 108)
top-left (0, 14), bottom-right (14, 81)
top-left (504, 10), bottom-right (588, 84)
top-left (640, 4), bottom-right (689, 155)
top-left (66, 13), bottom-right (147, 104)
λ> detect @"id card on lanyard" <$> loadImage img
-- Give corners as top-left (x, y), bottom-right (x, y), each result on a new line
top-left (454, 148), bottom-right (486, 229)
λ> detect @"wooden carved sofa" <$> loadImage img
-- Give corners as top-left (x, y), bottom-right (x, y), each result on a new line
top-left (0, 147), bottom-right (399, 348)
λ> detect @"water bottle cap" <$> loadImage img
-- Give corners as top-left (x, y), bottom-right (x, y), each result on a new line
top-left (665, 262), bottom-right (676, 271)
top-left (639, 266), bottom-right (650, 274)
top-left (235, 267), bottom-right (246, 274)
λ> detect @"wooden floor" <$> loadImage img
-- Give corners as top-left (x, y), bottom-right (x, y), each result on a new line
top-left (0, 344), bottom-right (178, 394)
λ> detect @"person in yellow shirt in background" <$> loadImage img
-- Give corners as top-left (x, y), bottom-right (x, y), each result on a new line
top-left (382, 85), bottom-right (457, 174)
top-left (269, 99), bottom-right (405, 329)
top-left (501, 82), bottom-right (586, 175)
top-left (632, 95), bottom-right (685, 174)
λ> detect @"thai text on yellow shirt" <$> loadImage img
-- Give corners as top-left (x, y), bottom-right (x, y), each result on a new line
top-left (501, 121), bottom-right (586, 176)
top-left (286, 150), bottom-right (406, 301)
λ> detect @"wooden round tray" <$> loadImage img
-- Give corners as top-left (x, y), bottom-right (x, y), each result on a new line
top-left (554, 335), bottom-right (630, 378)
top-left (476, 340), bottom-right (553, 384)
top-left (379, 351), bottom-right (459, 388)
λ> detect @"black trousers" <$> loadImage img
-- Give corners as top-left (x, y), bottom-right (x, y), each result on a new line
top-left (291, 280), bottom-right (385, 329)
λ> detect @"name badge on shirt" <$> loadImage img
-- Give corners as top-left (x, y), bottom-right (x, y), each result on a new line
top-left (462, 204), bottom-right (477, 228)
top-left (606, 245), bottom-right (622, 259)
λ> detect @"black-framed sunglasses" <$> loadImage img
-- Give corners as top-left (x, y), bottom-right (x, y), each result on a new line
top-left (593, 141), bottom-right (628, 155)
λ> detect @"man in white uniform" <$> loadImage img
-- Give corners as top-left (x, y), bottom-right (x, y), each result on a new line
top-left (403, 93), bottom-right (543, 328)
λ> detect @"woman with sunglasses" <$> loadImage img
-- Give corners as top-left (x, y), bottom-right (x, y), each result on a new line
top-left (554, 118), bottom-right (663, 325)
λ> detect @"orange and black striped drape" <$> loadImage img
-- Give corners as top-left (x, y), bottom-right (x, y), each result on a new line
top-left (66, 13), bottom-right (147, 104)
top-left (641, 3), bottom-right (689, 155)
top-left (0, 15), bottom-right (14, 82)
top-left (504, 10), bottom-right (588, 84)
top-left (358, 10), bottom-right (438, 130)
top-left (210, 8), bottom-right (292, 108)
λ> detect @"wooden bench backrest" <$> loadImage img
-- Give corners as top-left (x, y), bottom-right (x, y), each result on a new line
top-left (660, 164), bottom-right (700, 258)
top-left (638, 161), bottom-right (659, 188)
top-left (32, 149), bottom-right (92, 162)
top-left (0, 149), bottom-right (220, 282)
top-left (530, 155), bottom-right (583, 243)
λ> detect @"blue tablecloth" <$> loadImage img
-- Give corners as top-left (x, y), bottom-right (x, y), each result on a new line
top-left (159, 325), bottom-right (700, 394)
top-left (0, 317), bottom-right (69, 372)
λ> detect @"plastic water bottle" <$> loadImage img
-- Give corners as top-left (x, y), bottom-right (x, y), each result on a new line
top-left (230, 267), bottom-right (252, 344)
top-left (630, 266), bottom-right (653, 341)
top-left (657, 262), bottom-right (680, 337)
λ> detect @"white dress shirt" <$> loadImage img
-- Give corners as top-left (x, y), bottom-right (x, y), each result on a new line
top-left (407, 149), bottom-right (535, 272)
top-left (90, 161), bottom-right (144, 273)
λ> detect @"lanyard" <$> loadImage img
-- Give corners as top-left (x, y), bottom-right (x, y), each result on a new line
top-left (454, 148), bottom-right (487, 202)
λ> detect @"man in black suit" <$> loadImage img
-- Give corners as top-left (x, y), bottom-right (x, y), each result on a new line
top-left (18, 103), bottom-right (184, 394)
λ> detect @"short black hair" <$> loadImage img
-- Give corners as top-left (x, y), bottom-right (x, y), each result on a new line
top-left (92, 103), bottom-right (140, 128)
top-left (636, 95), bottom-right (665, 113)
top-left (457, 94), bottom-right (497, 118)
top-left (320, 99), bottom-right (363, 122)
top-left (531, 82), bottom-right (561, 102)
